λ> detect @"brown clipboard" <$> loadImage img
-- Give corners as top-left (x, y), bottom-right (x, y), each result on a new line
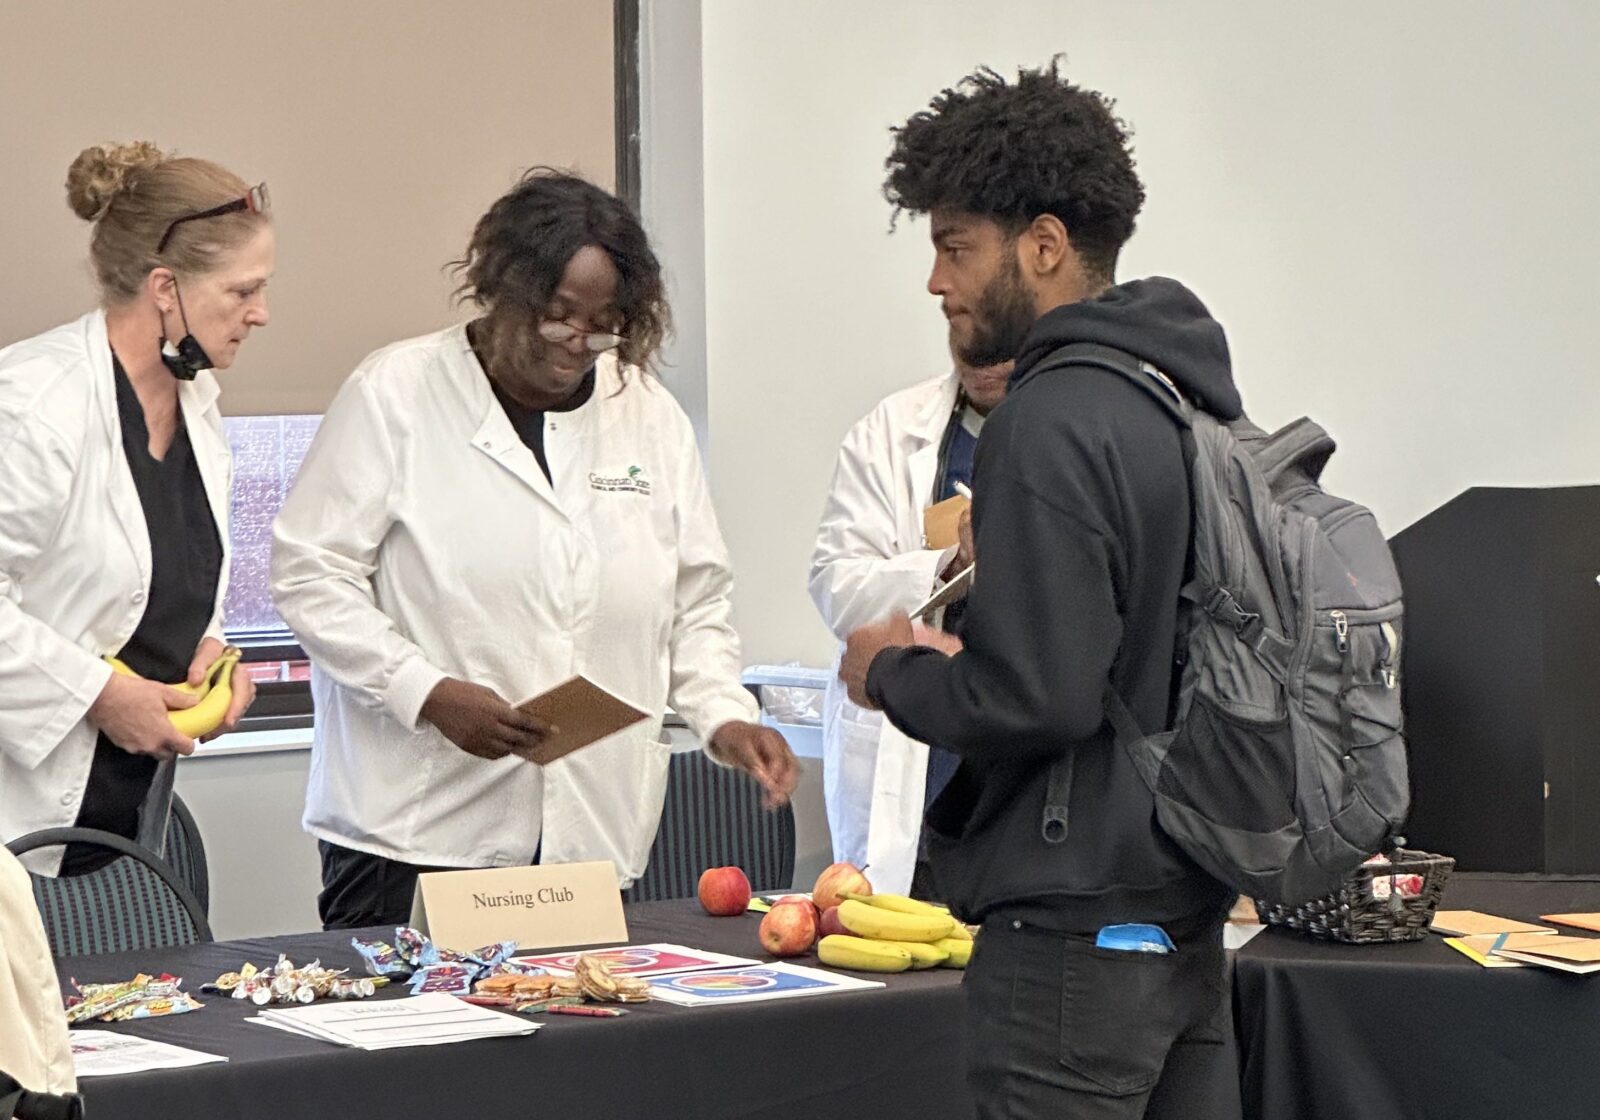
top-left (515, 676), bottom-right (651, 765)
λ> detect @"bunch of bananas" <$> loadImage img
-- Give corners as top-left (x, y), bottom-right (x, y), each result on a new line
top-left (817, 894), bottom-right (974, 973)
top-left (104, 646), bottom-right (243, 739)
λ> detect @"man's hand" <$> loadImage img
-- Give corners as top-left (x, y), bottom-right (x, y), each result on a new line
top-left (709, 721), bottom-right (801, 808)
top-left (839, 612), bottom-right (915, 710)
top-left (955, 505), bottom-right (975, 570)
top-left (421, 678), bottom-right (553, 761)
top-left (89, 672), bottom-right (198, 760)
top-left (912, 621), bottom-right (963, 657)
top-left (187, 636), bottom-right (258, 741)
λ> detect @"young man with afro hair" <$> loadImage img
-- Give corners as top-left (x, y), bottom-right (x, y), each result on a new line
top-left (839, 61), bottom-right (1244, 1118)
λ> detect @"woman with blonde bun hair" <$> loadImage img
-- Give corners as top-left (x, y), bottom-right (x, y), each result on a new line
top-left (0, 141), bottom-right (274, 875)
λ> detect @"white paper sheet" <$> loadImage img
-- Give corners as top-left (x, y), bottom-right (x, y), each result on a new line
top-left (248, 992), bottom-right (538, 1050)
top-left (70, 1030), bottom-right (227, 1078)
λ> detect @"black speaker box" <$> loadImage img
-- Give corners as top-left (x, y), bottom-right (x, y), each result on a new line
top-left (1390, 486), bottom-right (1600, 872)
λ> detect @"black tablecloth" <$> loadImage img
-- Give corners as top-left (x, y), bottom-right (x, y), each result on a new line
top-left (1235, 873), bottom-right (1600, 1120)
top-left (59, 901), bottom-right (970, 1120)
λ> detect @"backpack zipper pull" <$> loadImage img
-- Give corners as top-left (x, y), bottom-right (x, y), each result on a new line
top-left (1379, 620), bottom-right (1399, 689)
top-left (1331, 610), bottom-right (1349, 653)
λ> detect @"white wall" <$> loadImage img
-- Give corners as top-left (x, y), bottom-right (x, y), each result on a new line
top-left (693, 0), bottom-right (1600, 667)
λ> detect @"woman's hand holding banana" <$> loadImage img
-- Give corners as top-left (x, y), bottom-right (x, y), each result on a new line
top-left (94, 640), bottom-right (251, 756)
top-left (88, 672), bottom-right (199, 760)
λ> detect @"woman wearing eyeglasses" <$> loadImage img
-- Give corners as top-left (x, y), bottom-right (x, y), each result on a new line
top-left (0, 142), bottom-right (271, 874)
top-left (272, 169), bottom-right (799, 928)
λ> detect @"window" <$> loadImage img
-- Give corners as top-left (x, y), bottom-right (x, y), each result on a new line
top-left (223, 415), bottom-right (321, 727)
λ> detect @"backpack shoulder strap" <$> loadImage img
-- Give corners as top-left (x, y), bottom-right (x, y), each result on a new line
top-left (1032, 342), bottom-right (1199, 840)
top-left (1038, 342), bottom-right (1192, 428)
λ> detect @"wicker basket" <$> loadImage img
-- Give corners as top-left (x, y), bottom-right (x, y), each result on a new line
top-left (1254, 848), bottom-right (1455, 944)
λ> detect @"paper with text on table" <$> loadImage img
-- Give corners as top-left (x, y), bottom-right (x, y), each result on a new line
top-left (515, 675), bottom-right (651, 765)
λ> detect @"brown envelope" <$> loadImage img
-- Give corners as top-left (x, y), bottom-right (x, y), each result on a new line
top-left (922, 494), bottom-right (970, 550)
top-left (1542, 913), bottom-right (1600, 934)
top-left (1428, 910), bottom-right (1556, 937)
top-left (515, 676), bottom-right (651, 766)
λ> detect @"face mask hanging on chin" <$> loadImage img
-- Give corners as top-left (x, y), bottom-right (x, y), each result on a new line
top-left (160, 279), bottom-right (214, 380)
top-left (160, 334), bottom-right (213, 380)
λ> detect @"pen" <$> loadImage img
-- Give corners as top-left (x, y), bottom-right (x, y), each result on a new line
top-left (953, 481), bottom-right (973, 500)
top-left (546, 1004), bottom-right (628, 1017)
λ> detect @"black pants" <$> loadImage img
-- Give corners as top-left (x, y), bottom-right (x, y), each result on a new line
top-left (963, 916), bottom-right (1235, 1120)
top-left (317, 841), bottom-right (544, 930)
top-left (316, 842), bottom-right (457, 930)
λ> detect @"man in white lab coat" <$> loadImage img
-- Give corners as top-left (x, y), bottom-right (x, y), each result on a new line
top-left (809, 351), bottom-right (1010, 896)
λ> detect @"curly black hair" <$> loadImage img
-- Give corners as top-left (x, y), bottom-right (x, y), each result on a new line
top-left (452, 167), bottom-right (670, 371)
top-left (884, 59), bottom-right (1145, 284)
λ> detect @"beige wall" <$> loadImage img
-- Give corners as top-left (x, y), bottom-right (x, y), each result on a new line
top-left (0, 1), bottom-right (614, 415)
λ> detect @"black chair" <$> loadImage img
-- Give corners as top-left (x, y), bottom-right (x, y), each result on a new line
top-left (160, 793), bottom-right (210, 917)
top-left (5, 828), bottom-right (212, 957)
top-left (625, 749), bottom-right (796, 902)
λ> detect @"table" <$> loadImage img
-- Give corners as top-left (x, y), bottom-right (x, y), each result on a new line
top-left (59, 901), bottom-right (971, 1120)
top-left (1234, 873), bottom-right (1600, 1120)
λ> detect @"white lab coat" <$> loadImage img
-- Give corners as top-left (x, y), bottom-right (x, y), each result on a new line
top-left (271, 326), bottom-right (757, 885)
top-left (808, 372), bottom-right (961, 895)
top-left (0, 311), bottom-right (231, 875)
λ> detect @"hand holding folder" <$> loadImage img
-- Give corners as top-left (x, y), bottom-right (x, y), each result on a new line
top-left (514, 676), bottom-right (651, 766)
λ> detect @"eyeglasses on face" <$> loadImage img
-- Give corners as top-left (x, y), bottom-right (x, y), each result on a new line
top-left (537, 319), bottom-right (623, 353)
top-left (156, 182), bottom-right (270, 255)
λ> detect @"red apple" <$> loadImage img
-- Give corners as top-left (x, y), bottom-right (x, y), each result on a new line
top-left (812, 862), bottom-right (872, 912)
top-left (818, 905), bottom-right (848, 937)
top-left (698, 866), bottom-right (752, 916)
top-left (759, 900), bottom-right (817, 957)
top-left (773, 894), bottom-right (820, 927)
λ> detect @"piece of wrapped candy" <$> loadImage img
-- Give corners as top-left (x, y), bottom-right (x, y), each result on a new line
top-left (467, 941), bottom-right (520, 970)
top-left (65, 977), bottom-right (151, 1024)
top-left (407, 964), bottom-right (475, 996)
top-left (394, 927), bottom-right (433, 968)
top-left (110, 991), bottom-right (203, 1020)
top-left (351, 936), bottom-right (413, 978)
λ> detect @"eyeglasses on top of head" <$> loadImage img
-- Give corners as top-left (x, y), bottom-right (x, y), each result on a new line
top-left (156, 182), bottom-right (270, 255)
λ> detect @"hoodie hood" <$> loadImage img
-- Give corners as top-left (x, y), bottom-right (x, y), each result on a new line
top-left (1011, 277), bottom-right (1243, 420)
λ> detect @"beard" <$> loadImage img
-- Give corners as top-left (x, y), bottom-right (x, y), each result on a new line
top-left (956, 255), bottom-right (1036, 369)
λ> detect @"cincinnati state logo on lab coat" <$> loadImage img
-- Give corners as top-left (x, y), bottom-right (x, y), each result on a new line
top-left (589, 465), bottom-right (652, 495)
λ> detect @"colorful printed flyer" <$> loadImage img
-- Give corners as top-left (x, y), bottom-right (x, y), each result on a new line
top-left (512, 943), bottom-right (760, 979)
top-left (647, 962), bottom-right (886, 1007)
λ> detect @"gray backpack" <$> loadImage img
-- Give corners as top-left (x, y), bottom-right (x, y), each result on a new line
top-left (1046, 344), bottom-right (1410, 907)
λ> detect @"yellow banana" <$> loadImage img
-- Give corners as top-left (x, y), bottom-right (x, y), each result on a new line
top-left (933, 937), bottom-right (972, 968)
top-left (842, 891), bottom-right (951, 918)
top-left (103, 647), bottom-right (243, 737)
top-left (837, 898), bottom-right (953, 943)
top-left (944, 922), bottom-right (974, 942)
top-left (816, 935), bottom-right (913, 973)
top-left (900, 941), bottom-right (950, 969)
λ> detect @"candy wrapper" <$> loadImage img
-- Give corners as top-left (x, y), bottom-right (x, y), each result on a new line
top-left (408, 964), bottom-right (475, 996)
top-left (65, 974), bottom-right (202, 1024)
top-left (1370, 873), bottom-right (1425, 901)
top-left (352, 936), bottom-right (412, 978)
top-left (369, 928), bottom-right (542, 992)
top-left (468, 941), bottom-right (519, 971)
top-left (210, 954), bottom-right (380, 1006)
top-left (396, 927), bottom-right (434, 968)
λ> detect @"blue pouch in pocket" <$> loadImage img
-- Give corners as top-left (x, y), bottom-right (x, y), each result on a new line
top-left (1095, 923), bottom-right (1176, 953)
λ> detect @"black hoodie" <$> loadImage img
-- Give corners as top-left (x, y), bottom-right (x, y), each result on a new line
top-left (865, 277), bottom-right (1239, 931)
